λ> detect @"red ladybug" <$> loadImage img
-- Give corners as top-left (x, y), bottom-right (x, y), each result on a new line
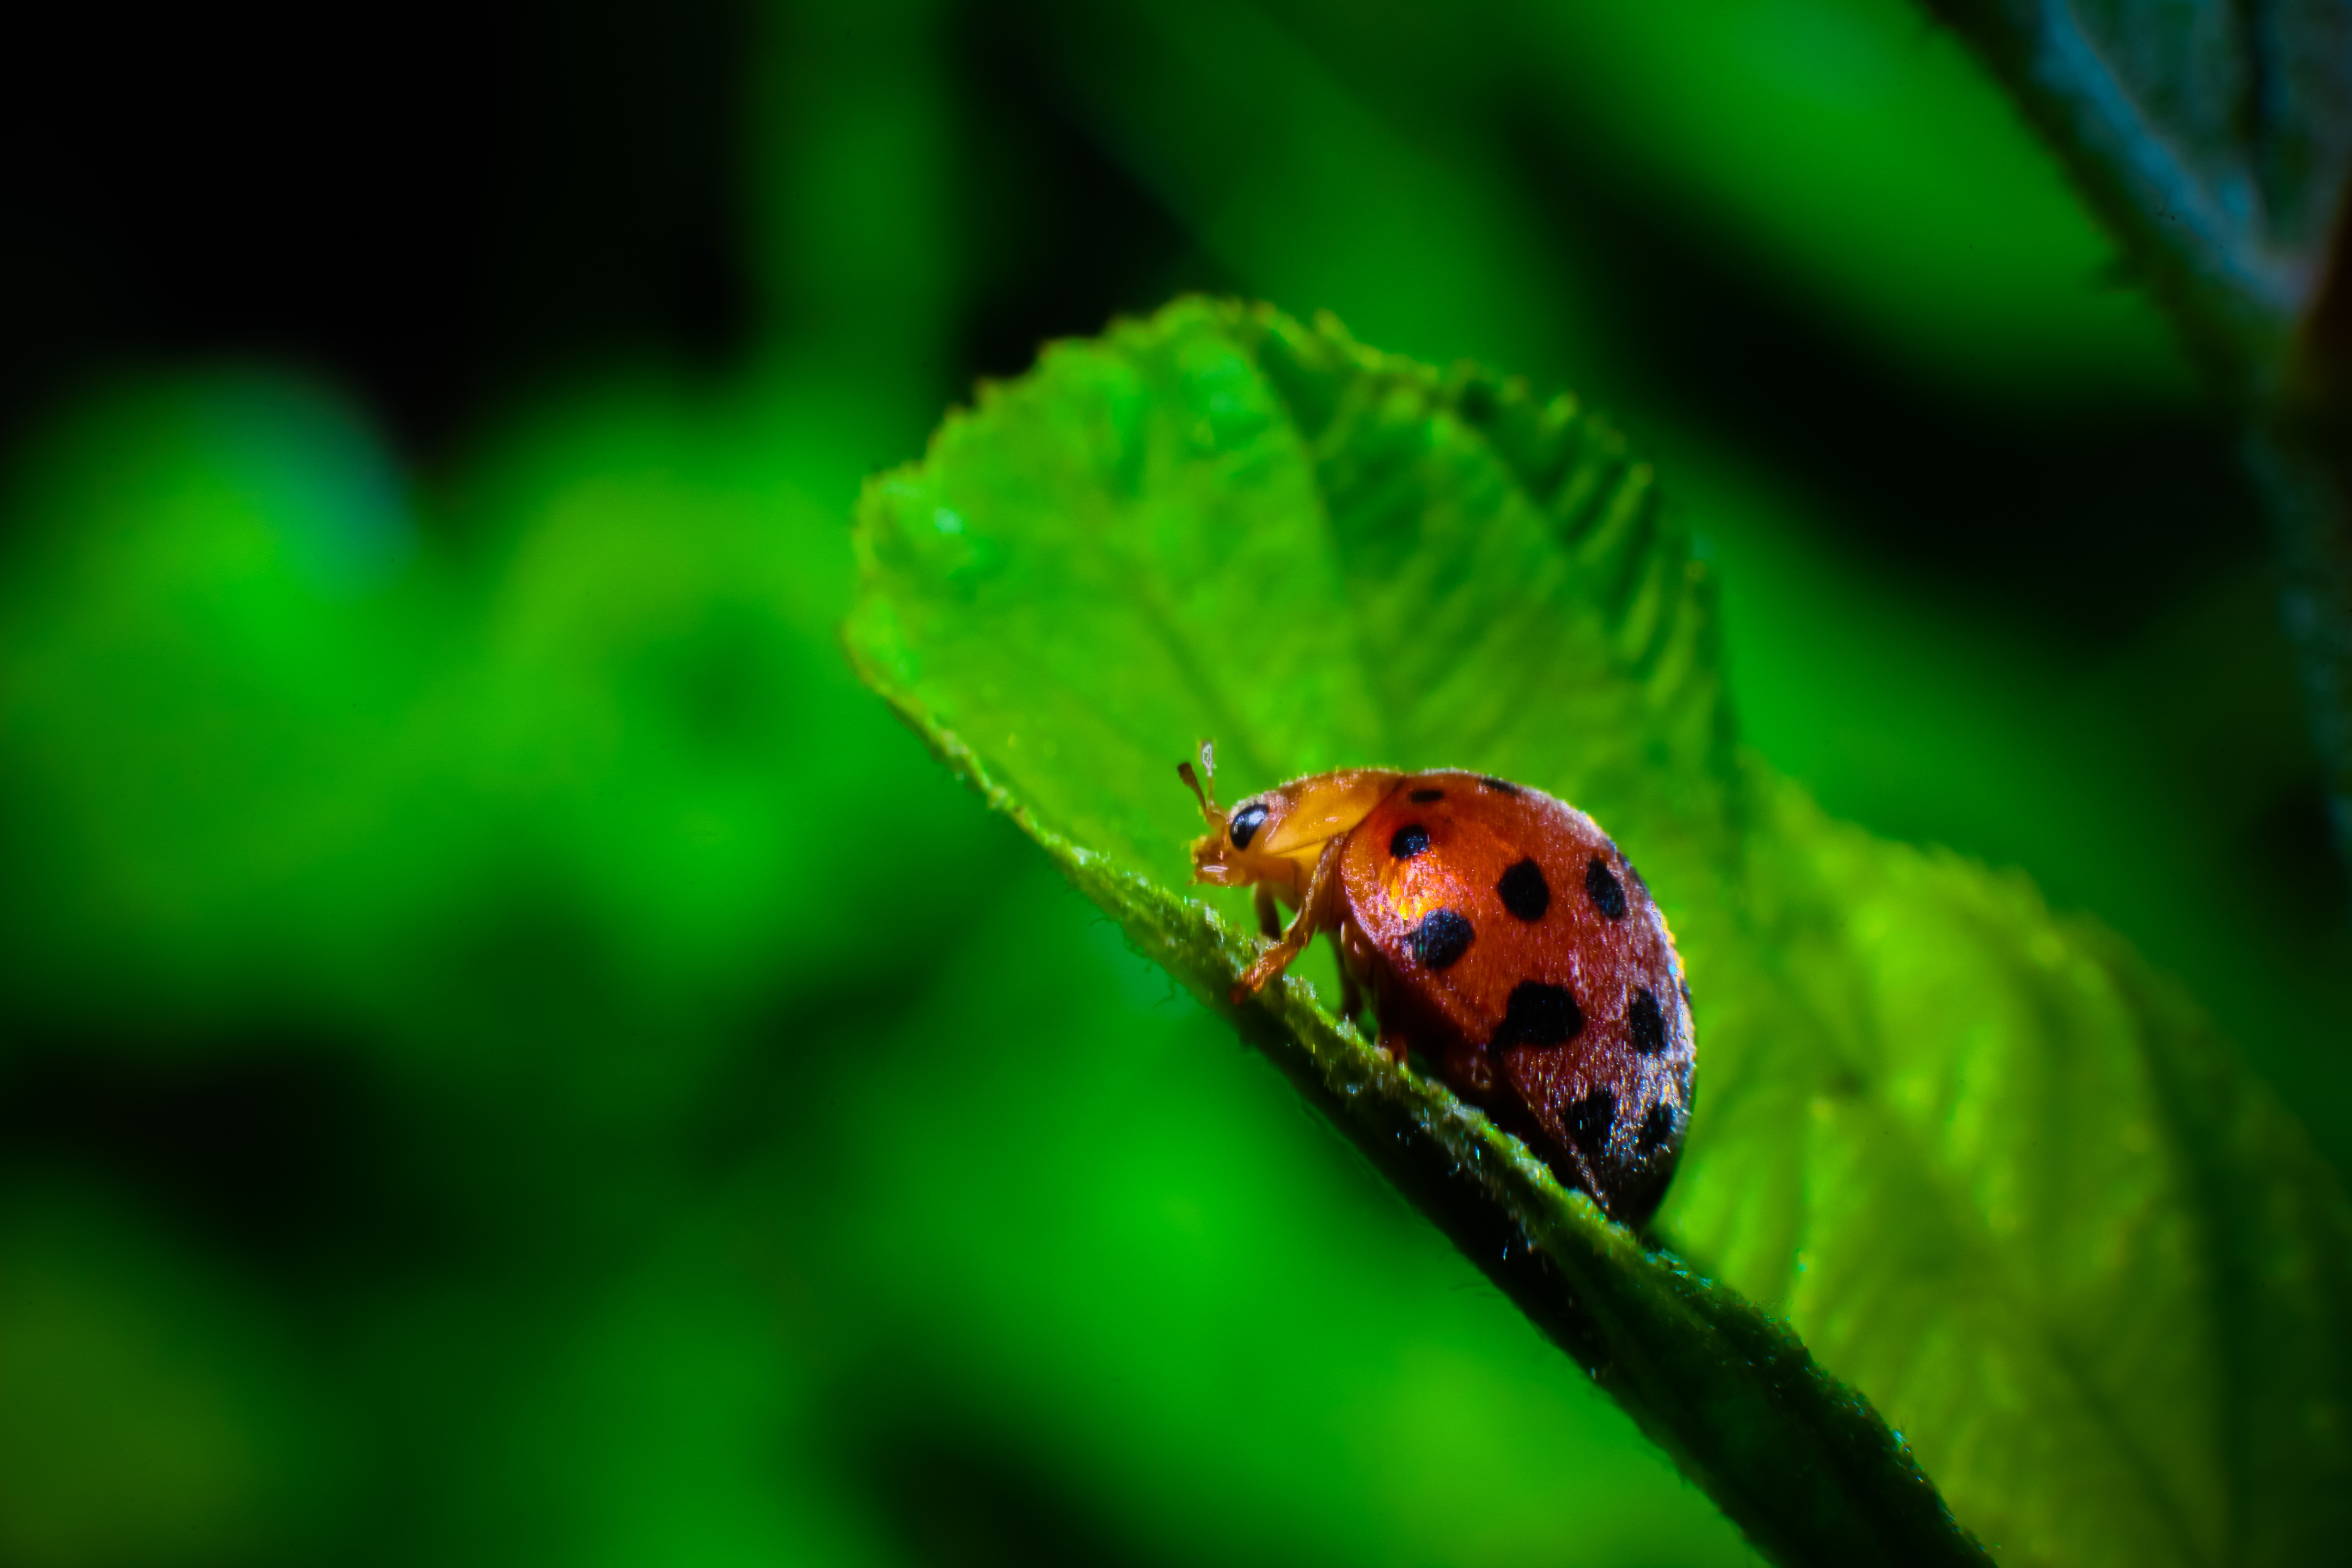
top-left (1178, 743), bottom-right (1694, 1225)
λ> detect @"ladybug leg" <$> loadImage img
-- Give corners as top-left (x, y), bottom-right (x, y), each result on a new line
top-left (1562, 1146), bottom-right (1612, 1220)
top-left (1333, 918), bottom-right (1370, 1026)
top-left (1232, 839), bottom-right (1344, 1002)
top-left (1253, 883), bottom-right (1282, 940)
top-left (1444, 1039), bottom-right (1497, 1098)
top-left (1336, 921), bottom-right (1383, 1044)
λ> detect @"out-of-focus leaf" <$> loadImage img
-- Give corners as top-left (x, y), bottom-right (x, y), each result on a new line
top-left (0, 1187), bottom-right (335, 1568)
top-left (1914, 0), bottom-right (2352, 372)
top-left (0, 372), bottom-right (1000, 1115)
top-left (846, 298), bottom-right (2352, 1566)
top-left (1914, 0), bottom-right (2352, 875)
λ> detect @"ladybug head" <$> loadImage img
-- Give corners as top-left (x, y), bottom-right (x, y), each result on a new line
top-left (1177, 744), bottom-right (1399, 892)
top-left (1176, 740), bottom-right (1293, 889)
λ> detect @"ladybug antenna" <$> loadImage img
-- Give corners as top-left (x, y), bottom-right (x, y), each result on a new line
top-left (1176, 740), bottom-right (1223, 825)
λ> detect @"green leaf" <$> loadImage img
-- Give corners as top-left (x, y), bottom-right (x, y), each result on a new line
top-left (1688, 778), bottom-right (2352, 1566)
top-left (845, 298), bottom-right (2352, 1566)
top-left (1911, 0), bottom-right (2352, 374)
top-left (1912, 0), bottom-right (2352, 899)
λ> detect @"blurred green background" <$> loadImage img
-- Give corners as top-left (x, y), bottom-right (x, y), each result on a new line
top-left (2, 2), bottom-right (2347, 1564)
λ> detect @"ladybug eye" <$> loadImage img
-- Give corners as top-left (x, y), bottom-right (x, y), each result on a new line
top-left (1229, 802), bottom-right (1270, 850)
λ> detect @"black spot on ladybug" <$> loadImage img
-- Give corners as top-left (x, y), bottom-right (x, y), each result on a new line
top-left (1636, 1100), bottom-right (1678, 1155)
top-left (1410, 909), bottom-right (1475, 970)
top-left (1585, 857), bottom-right (1627, 920)
top-left (1567, 1087), bottom-right (1617, 1152)
top-left (1496, 858), bottom-right (1550, 921)
top-left (1491, 981), bottom-right (1583, 1048)
top-left (1477, 776), bottom-right (1522, 795)
top-left (1229, 802), bottom-right (1269, 850)
top-left (1627, 987), bottom-right (1667, 1055)
top-left (1409, 787), bottom-right (1445, 803)
top-left (1390, 823), bottom-right (1433, 859)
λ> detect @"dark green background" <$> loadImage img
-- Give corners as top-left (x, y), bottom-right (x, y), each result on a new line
top-left (2, 2), bottom-right (2345, 1564)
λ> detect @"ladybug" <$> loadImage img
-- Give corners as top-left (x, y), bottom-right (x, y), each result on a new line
top-left (1177, 742), bottom-right (1694, 1225)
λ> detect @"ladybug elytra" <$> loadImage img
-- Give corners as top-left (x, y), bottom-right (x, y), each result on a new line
top-left (1178, 742), bottom-right (1694, 1225)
